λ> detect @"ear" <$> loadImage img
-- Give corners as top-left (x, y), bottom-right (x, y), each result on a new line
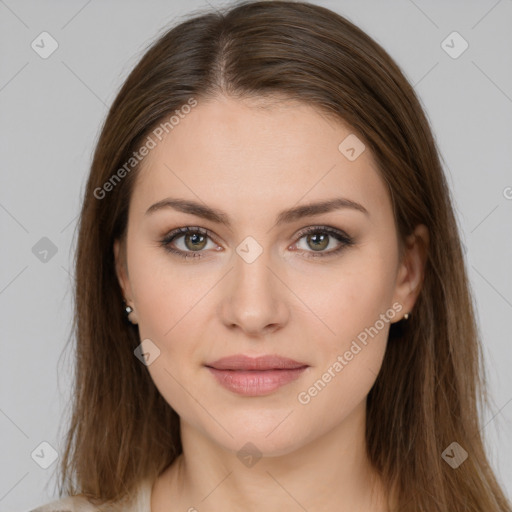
top-left (391, 224), bottom-right (429, 322)
top-left (113, 237), bottom-right (132, 303)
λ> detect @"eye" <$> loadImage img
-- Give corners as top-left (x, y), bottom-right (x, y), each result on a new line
top-left (292, 225), bottom-right (354, 258)
top-left (159, 226), bottom-right (219, 260)
top-left (159, 225), bottom-right (354, 260)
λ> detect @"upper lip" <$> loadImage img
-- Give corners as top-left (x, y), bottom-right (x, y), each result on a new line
top-left (205, 354), bottom-right (309, 371)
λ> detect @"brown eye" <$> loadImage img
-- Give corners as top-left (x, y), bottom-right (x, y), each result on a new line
top-left (160, 226), bottom-right (216, 259)
top-left (294, 226), bottom-right (354, 258)
top-left (183, 232), bottom-right (208, 251)
top-left (305, 232), bottom-right (330, 251)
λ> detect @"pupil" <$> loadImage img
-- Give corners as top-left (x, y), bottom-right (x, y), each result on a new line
top-left (187, 233), bottom-right (205, 250)
top-left (309, 233), bottom-right (328, 251)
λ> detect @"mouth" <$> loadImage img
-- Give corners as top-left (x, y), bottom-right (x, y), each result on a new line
top-left (204, 354), bottom-right (309, 396)
top-left (205, 354), bottom-right (309, 371)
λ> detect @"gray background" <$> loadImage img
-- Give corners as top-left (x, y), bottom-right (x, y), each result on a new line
top-left (1, 0), bottom-right (511, 510)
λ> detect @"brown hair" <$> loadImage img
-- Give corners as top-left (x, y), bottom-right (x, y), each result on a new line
top-left (57, 1), bottom-right (511, 510)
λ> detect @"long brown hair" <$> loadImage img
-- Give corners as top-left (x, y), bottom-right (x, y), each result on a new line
top-left (57, 1), bottom-right (511, 510)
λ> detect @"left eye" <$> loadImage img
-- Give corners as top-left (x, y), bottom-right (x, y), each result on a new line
top-left (292, 226), bottom-right (354, 258)
top-left (159, 225), bottom-right (354, 260)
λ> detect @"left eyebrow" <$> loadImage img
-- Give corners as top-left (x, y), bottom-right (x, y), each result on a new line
top-left (145, 197), bottom-right (369, 228)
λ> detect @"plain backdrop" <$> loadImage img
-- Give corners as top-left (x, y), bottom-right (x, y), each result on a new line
top-left (1, 0), bottom-right (511, 510)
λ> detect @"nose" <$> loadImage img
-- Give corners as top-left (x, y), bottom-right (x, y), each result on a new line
top-left (218, 246), bottom-right (290, 337)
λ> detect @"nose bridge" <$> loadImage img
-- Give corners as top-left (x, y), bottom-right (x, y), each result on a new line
top-left (219, 235), bottom-right (289, 334)
top-left (235, 238), bottom-right (273, 291)
top-left (234, 235), bottom-right (278, 305)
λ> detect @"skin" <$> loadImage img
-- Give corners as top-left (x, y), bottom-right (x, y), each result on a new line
top-left (114, 94), bottom-right (429, 512)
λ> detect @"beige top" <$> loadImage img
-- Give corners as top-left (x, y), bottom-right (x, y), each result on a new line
top-left (27, 477), bottom-right (153, 512)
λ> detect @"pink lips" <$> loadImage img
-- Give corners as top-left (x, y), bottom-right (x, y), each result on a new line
top-left (205, 354), bottom-right (309, 396)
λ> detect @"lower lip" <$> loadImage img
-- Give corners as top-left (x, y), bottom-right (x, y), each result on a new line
top-left (206, 366), bottom-right (308, 396)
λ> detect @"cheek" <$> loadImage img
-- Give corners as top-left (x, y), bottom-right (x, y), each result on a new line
top-left (129, 246), bottom-right (199, 336)
top-left (304, 252), bottom-right (397, 339)
top-left (129, 250), bottom-right (218, 394)
top-left (295, 264), bottom-right (394, 420)
top-left (297, 248), bottom-right (396, 397)
top-left (131, 257), bottom-right (205, 418)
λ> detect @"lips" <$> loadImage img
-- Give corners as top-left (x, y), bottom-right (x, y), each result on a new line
top-left (205, 354), bottom-right (310, 396)
top-left (205, 354), bottom-right (308, 371)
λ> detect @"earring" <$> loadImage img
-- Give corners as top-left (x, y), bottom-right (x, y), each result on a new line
top-left (123, 300), bottom-right (137, 324)
top-left (403, 312), bottom-right (410, 321)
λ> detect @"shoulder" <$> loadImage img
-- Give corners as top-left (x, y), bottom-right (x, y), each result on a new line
top-left (27, 494), bottom-right (102, 511)
top-left (27, 477), bottom-right (153, 512)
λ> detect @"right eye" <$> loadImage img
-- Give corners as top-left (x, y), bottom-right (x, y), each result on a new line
top-left (159, 226), bottom-right (220, 259)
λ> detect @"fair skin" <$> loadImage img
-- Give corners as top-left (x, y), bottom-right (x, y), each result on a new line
top-left (114, 94), bottom-right (428, 512)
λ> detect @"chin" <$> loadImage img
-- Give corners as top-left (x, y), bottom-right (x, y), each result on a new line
top-left (203, 415), bottom-right (313, 459)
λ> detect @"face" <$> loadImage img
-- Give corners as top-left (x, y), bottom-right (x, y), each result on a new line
top-left (114, 94), bottom-right (426, 456)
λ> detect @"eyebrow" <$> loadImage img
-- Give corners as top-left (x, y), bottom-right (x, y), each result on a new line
top-left (145, 196), bottom-right (369, 227)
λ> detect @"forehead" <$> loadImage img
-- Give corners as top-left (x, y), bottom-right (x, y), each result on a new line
top-left (130, 95), bottom-right (390, 223)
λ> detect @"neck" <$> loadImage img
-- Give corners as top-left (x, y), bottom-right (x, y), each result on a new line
top-left (152, 400), bottom-right (391, 512)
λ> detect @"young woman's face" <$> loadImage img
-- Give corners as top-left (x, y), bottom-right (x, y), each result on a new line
top-left (115, 95), bottom-right (421, 456)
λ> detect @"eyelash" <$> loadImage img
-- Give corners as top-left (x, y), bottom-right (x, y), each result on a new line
top-left (159, 225), bottom-right (354, 260)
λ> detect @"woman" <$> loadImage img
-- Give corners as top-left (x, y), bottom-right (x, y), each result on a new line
top-left (29, 1), bottom-right (511, 511)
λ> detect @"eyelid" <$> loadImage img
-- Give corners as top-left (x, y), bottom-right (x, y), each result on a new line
top-left (294, 225), bottom-right (352, 242)
top-left (160, 225), bottom-right (219, 247)
top-left (162, 225), bottom-right (216, 242)
top-left (291, 225), bottom-right (354, 258)
top-left (159, 224), bottom-right (354, 259)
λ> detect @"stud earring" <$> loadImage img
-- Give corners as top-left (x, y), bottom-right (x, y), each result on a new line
top-left (123, 300), bottom-right (137, 324)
